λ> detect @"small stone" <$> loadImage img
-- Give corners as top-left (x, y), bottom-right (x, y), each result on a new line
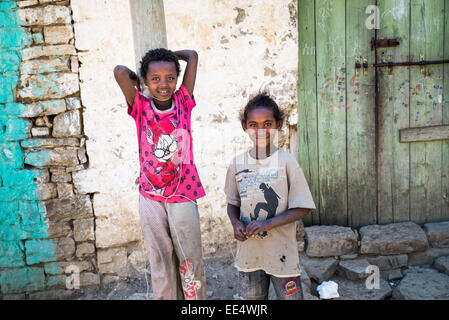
top-left (57, 183), bottom-right (73, 198)
top-left (337, 259), bottom-right (371, 280)
top-left (305, 225), bottom-right (358, 257)
top-left (366, 254), bottom-right (408, 271)
top-left (19, 100), bottom-right (66, 118)
top-left (31, 127), bottom-right (50, 137)
top-left (333, 276), bottom-right (392, 300)
top-left (44, 195), bottom-right (93, 222)
top-left (78, 148), bottom-right (87, 164)
top-left (97, 247), bottom-right (127, 277)
top-left (51, 173), bottom-right (72, 183)
top-left (75, 242), bottom-right (95, 259)
top-left (80, 272), bottom-right (100, 287)
top-left (18, 6), bottom-right (71, 26)
top-left (54, 237), bottom-right (76, 260)
top-left (53, 110), bottom-right (81, 137)
top-left (65, 97), bottom-right (81, 110)
top-left (73, 218), bottom-right (95, 242)
top-left (25, 148), bottom-right (79, 167)
top-left (434, 255), bottom-right (449, 276)
top-left (340, 254), bottom-right (358, 260)
top-left (47, 221), bottom-right (72, 238)
top-left (43, 25), bottom-right (74, 44)
top-left (387, 269), bottom-right (403, 281)
top-left (423, 221), bottom-right (449, 248)
top-left (299, 254), bottom-right (338, 283)
top-left (408, 247), bottom-right (449, 266)
top-left (18, 73), bottom-right (79, 100)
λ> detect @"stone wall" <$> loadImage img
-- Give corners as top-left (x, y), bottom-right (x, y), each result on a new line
top-left (0, 0), bottom-right (98, 299)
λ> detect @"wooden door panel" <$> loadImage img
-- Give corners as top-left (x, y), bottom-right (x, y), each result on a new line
top-left (377, 0), bottom-right (411, 223)
top-left (409, 0), bottom-right (446, 223)
top-left (346, 0), bottom-right (377, 227)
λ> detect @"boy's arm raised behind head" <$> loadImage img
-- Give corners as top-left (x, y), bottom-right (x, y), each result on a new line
top-left (173, 50), bottom-right (198, 97)
top-left (113, 65), bottom-right (139, 107)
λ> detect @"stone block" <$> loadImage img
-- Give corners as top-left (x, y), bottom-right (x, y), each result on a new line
top-left (52, 110), bottom-right (82, 137)
top-left (434, 256), bottom-right (449, 276)
top-left (80, 272), bottom-right (100, 287)
top-left (54, 237), bottom-right (75, 260)
top-left (65, 97), bottom-right (81, 110)
top-left (0, 267), bottom-right (45, 294)
top-left (47, 221), bottom-right (72, 238)
top-left (25, 148), bottom-right (79, 167)
top-left (21, 137), bottom-right (79, 148)
top-left (408, 247), bottom-right (449, 266)
top-left (19, 99), bottom-right (66, 118)
top-left (17, 0), bottom-right (39, 8)
top-left (44, 195), bottom-right (93, 222)
top-left (22, 44), bottom-right (76, 60)
top-left (360, 222), bottom-right (429, 255)
top-left (38, 182), bottom-right (57, 200)
top-left (337, 259), bottom-right (371, 280)
top-left (51, 173), bottom-right (71, 183)
top-left (366, 254), bottom-right (408, 271)
top-left (73, 218), bottom-right (95, 242)
top-left (305, 225), bottom-right (358, 257)
top-left (31, 126), bottom-right (50, 137)
top-left (59, 260), bottom-right (94, 273)
top-left (76, 242), bottom-right (95, 259)
top-left (1, 116), bottom-right (32, 141)
top-left (0, 240), bottom-right (25, 268)
top-left (127, 249), bottom-right (148, 276)
top-left (56, 183), bottom-right (73, 198)
top-left (43, 25), bottom-right (73, 44)
top-left (299, 254), bottom-right (338, 283)
top-left (97, 247), bottom-right (127, 277)
top-left (18, 73), bottom-right (79, 100)
top-left (392, 268), bottom-right (449, 300)
top-left (20, 57), bottom-right (70, 75)
top-left (25, 239), bottom-right (57, 265)
top-left (45, 274), bottom-right (65, 289)
top-left (18, 6), bottom-right (71, 26)
top-left (423, 221), bottom-right (449, 248)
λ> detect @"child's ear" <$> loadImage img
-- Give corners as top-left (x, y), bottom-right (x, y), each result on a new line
top-left (276, 120), bottom-right (283, 129)
top-left (241, 120), bottom-right (248, 131)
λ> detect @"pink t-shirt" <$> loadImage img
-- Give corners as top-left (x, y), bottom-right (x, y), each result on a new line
top-left (127, 84), bottom-right (206, 203)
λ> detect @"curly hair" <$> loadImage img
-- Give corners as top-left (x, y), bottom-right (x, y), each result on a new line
top-left (240, 91), bottom-right (285, 123)
top-left (139, 48), bottom-right (181, 79)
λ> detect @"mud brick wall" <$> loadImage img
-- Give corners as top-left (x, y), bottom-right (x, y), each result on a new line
top-left (0, 0), bottom-right (98, 299)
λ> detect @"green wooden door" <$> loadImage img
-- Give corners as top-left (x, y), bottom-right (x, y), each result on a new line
top-left (298, 0), bottom-right (449, 227)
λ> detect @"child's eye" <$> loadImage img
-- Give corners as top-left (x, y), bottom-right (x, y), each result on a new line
top-left (152, 77), bottom-right (159, 81)
top-left (264, 123), bottom-right (272, 127)
top-left (168, 77), bottom-right (175, 81)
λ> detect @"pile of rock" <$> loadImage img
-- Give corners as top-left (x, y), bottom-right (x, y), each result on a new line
top-left (298, 221), bottom-right (449, 300)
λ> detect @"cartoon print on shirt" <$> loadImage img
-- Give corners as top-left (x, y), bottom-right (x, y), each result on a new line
top-left (142, 116), bottom-right (180, 193)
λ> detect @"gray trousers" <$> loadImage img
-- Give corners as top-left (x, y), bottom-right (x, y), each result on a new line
top-left (239, 270), bottom-right (304, 300)
top-left (139, 194), bottom-right (206, 300)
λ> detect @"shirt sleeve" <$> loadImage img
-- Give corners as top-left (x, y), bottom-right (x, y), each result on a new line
top-left (224, 159), bottom-right (241, 207)
top-left (176, 84), bottom-right (196, 112)
top-left (126, 90), bottom-right (144, 121)
top-left (286, 155), bottom-right (316, 210)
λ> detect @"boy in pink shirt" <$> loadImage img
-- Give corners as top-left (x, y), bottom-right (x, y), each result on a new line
top-left (114, 48), bottom-right (206, 300)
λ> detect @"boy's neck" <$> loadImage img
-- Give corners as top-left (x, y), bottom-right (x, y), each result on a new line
top-left (250, 144), bottom-right (278, 160)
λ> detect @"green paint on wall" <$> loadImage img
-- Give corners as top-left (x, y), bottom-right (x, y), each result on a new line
top-left (0, 0), bottom-right (58, 297)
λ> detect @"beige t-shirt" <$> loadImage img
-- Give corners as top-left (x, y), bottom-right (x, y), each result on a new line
top-left (224, 149), bottom-right (316, 277)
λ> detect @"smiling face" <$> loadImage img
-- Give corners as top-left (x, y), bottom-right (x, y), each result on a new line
top-left (144, 61), bottom-right (178, 106)
top-left (242, 106), bottom-right (282, 149)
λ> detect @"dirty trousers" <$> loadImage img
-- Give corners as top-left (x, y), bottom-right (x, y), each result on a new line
top-left (139, 194), bottom-right (206, 300)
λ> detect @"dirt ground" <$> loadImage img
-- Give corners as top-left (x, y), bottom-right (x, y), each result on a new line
top-left (66, 256), bottom-right (241, 300)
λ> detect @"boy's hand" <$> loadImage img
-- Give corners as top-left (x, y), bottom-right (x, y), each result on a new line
top-left (232, 220), bottom-right (248, 242)
top-left (246, 220), bottom-right (271, 238)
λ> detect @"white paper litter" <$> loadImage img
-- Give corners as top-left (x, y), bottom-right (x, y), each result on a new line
top-left (316, 280), bottom-right (340, 299)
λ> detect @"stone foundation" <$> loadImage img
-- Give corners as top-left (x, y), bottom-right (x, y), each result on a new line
top-left (299, 221), bottom-right (449, 299)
